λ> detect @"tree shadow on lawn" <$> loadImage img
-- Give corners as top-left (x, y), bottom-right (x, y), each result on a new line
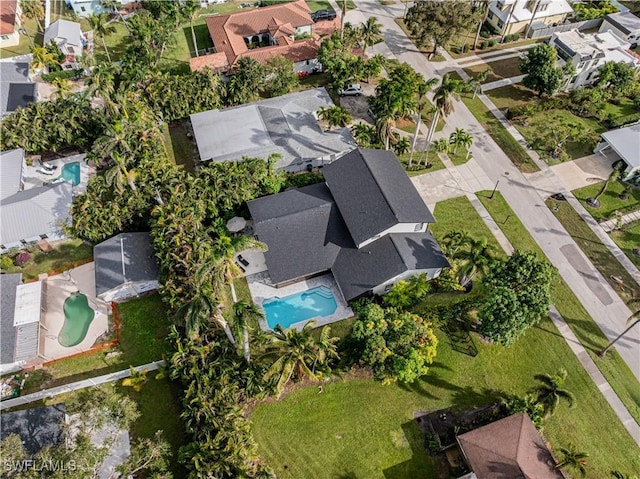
top-left (382, 421), bottom-right (442, 479)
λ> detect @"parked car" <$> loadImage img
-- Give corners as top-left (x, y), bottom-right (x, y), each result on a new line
top-left (311, 9), bottom-right (336, 22)
top-left (338, 84), bottom-right (363, 97)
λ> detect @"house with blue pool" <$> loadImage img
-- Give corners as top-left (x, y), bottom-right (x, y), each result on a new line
top-left (246, 148), bottom-right (449, 330)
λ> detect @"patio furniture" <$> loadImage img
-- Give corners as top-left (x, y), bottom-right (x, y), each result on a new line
top-left (238, 255), bottom-right (249, 267)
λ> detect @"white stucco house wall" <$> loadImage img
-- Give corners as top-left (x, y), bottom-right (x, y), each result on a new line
top-left (599, 11), bottom-right (640, 48)
top-left (595, 124), bottom-right (640, 180)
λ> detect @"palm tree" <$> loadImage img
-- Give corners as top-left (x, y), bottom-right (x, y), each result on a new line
top-left (105, 152), bottom-right (138, 192)
top-left (351, 122), bottom-right (377, 148)
top-left (442, 230), bottom-right (470, 256)
top-left (85, 62), bottom-right (118, 100)
top-left (261, 322), bottom-right (338, 397)
top-left (423, 74), bottom-right (468, 164)
top-left (600, 313), bottom-right (640, 356)
top-left (376, 113), bottom-right (398, 151)
top-left (409, 78), bottom-right (438, 167)
top-left (454, 237), bottom-right (496, 286)
top-left (555, 444), bottom-right (589, 478)
top-left (360, 17), bottom-right (383, 57)
top-left (21, 0), bottom-right (44, 33)
top-left (530, 368), bottom-right (575, 417)
top-left (30, 46), bottom-right (58, 73)
top-left (407, 273), bottom-right (432, 300)
top-left (472, 1), bottom-right (490, 50)
top-left (468, 67), bottom-right (492, 98)
top-left (433, 138), bottom-right (450, 154)
top-left (449, 127), bottom-right (473, 155)
top-left (121, 366), bottom-right (149, 392)
top-left (317, 105), bottom-right (352, 130)
top-left (588, 162), bottom-right (623, 207)
top-left (87, 13), bottom-right (117, 63)
top-left (233, 300), bottom-right (263, 364)
top-left (52, 77), bottom-right (73, 99)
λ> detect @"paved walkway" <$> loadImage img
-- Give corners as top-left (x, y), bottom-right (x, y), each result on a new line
top-left (0, 361), bottom-right (165, 411)
top-left (460, 52), bottom-right (525, 68)
top-left (482, 74), bottom-right (526, 91)
top-left (601, 209), bottom-right (640, 232)
top-left (457, 43), bottom-right (537, 65)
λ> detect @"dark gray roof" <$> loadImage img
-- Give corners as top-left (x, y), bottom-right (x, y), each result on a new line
top-left (323, 149), bottom-right (436, 246)
top-left (0, 273), bottom-right (22, 364)
top-left (0, 61), bottom-right (35, 116)
top-left (604, 12), bottom-right (640, 35)
top-left (94, 232), bottom-right (159, 296)
top-left (0, 404), bottom-right (66, 455)
top-left (248, 183), bottom-right (352, 284)
top-left (332, 233), bottom-right (449, 301)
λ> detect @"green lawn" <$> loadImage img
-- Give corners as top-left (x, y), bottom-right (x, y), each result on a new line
top-left (485, 83), bottom-right (538, 111)
top-left (93, 22), bottom-right (130, 64)
top-left (167, 121), bottom-right (197, 172)
top-left (396, 151), bottom-right (446, 176)
top-left (21, 294), bottom-right (171, 393)
top-left (573, 180), bottom-right (640, 221)
top-left (611, 220), bottom-right (640, 269)
top-left (307, 0), bottom-right (356, 11)
top-left (446, 148), bottom-right (471, 166)
top-left (463, 56), bottom-right (523, 84)
top-left (251, 195), bottom-right (640, 478)
top-left (454, 84), bottom-right (538, 173)
top-left (119, 378), bottom-right (188, 477)
top-left (0, 239), bottom-right (94, 280)
top-left (546, 197), bottom-right (639, 308)
top-left (478, 191), bottom-right (640, 428)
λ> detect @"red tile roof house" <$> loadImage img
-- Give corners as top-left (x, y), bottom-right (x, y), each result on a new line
top-left (0, 0), bottom-right (22, 48)
top-left (190, 0), bottom-right (337, 75)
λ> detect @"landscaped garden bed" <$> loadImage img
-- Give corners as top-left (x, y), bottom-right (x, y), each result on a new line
top-left (573, 179), bottom-right (640, 222)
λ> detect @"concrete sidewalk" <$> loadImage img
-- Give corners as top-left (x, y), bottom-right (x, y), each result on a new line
top-left (0, 361), bottom-right (165, 411)
top-left (482, 75), bottom-right (526, 91)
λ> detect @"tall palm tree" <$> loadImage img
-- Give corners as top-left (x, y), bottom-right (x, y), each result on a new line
top-left (105, 152), bottom-right (137, 192)
top-left (468, 67), bottom-right (492, 98)
top-left (588, 162), bottom-right (623, 207)
top-left (52, 77), bottom-right (73, 99)
top-left (442, 230), bottom-right (470, 256)
top-left (21, 0), bottom-right (44, 32)
top-left (555, 444), bottom-right (589, 478)
top-left (473, 1), bottom-right (490, 50)
top-left (85, 62), bottom-right (118, 100)
top-left (360, 17), bottom-right (383, 57)
top-left (87, 13), bottom-right (117, 63)
top-left (454, 237), bottom-right (496, 286)
top-left (233, 300), bottom-right (263, 364)
top-left (530, 368), bottom-right (575, 417)
top-left (351, 122), bottom-right (377, 148)
top-left (409, 78), bottom-right (438, 167)
top-left (261, 322), bottom-right (338, 397)
top-left (423, 74), bottom-right (468, 164)
top-left (600, 313), bottom-right (640, 356)
top-left (317, 105), bottom-right (352, 130)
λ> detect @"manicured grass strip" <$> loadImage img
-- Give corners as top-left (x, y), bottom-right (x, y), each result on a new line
top-left (484, 83), bottom-right (537, 111)
top-left (478, 191), bottom-right (640, 426)
top-left (611, 220), bottom-right (640, 269)
top-left (546, 197), bottom-right (639, 308)
top-left (573, 180), bottom-right (640, 222)
top-left (397, 151), bottom-right (446, 176)
top-left (446, 149), bottom-right (470, 166)
top-left (462, 56), bottom-right (523, 84)
top-left (449, 74), bottom-right (538, 173)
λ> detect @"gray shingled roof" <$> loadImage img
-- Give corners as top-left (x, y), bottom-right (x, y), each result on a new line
top-left (0, 181), bottom-right (73, 246)
top-left (0, 60), bottom-right (35, 116)
top-left (248, 183), bottom-right (352, 284)
top-left (0, 404), bottom-right (66, 455)
top-left (44, 19), bottom-right (84, 48)
top-left (604, 11), bottom-right (640, 36)
top-left (0, 148), bottom-right (24, 200)
top-left (190, 88), bottom-right (356, 169)
top-left (332, 233), bottom-right (449, 301)
top-left (323, 148), bottom-right (436, 246)
top-left (0, 273), bottom-right (22, 364)
top-left (94, 232), bottom-right (159, 296)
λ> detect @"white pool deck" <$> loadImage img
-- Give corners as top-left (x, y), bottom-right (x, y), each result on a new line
top-left (247, 271), bottom-right (353, 331)
top-left (23, 153), bottom-right (93, 194)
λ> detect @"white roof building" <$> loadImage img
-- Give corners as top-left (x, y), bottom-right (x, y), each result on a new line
top-left (600, 11), bottom-right (640, 47)
top-left (597, 124), bottom-right (640, 180)
top-left (487, 0), bottom-right (573, 36)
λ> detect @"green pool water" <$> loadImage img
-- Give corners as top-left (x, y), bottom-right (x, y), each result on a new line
top-left (58, 293), bottom-right (95, 347)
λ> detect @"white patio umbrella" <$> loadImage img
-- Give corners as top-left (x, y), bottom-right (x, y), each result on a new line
top-left (226, 216), bottom-right (247, 233)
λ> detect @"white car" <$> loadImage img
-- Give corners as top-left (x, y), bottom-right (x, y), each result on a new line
top-left (338, 84), bottom-right (363, 97)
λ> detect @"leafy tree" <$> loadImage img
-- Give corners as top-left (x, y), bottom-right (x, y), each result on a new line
top-left (525, 112), bottom-right (600, 161)
top-left (556, 444), bottom-right (589, 477)
top-left (596, 61), bottom-right (639, 97)
top-left (359, 16), bottom-right (383, 56)
top-left (52, 77), bottom-right (73, 99)
top-left (116, 431), bottom-right (173, 478)
top-left (478, 250), bottom-right (554, 345)
top-left (317, 31), bottom-right (362, 88)
top-left (530, 368), bottom-right (575, 417)
top-left (350, 301), bottom-right (438, 383)
top-left (573, 0), bottom-right (617, 20)
top-left (226, 57), bottom-right (265, 105)
top-left (520, 43), bottom-right (567, 97)
top-left (30, 46), bottom-right (59, 73)
top-left (317, 105), bottom-right (352, 129)
top-left (503, 393), bottom-right (545, 429)
top-left (405, 0), bottom-right (481, 55)
top-left (87, 13), bottom-right (117, 63)
top-left (261, 322), bottom-right (339, 397)
top-left (263, 56), bottom-right (299, 97)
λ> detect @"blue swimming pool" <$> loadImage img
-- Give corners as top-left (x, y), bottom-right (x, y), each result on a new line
top-left (263, 286), bottom-right (338, 329)
top-left (59, 162), bottom-right (80, 186)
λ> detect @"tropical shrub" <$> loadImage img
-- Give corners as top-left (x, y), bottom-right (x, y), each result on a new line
top-left (14, 252), bottom-right (31, 266)
top-left (503, 393), bottom-right (545, 429)
top-left (350, 301), bottom-right (438, 383)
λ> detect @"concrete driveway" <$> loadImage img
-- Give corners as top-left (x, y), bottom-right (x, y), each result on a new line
top-left (550, 153), bottom-right (615, 192)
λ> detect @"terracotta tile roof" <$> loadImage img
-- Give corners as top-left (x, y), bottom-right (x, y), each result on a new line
top-left (241, 39), bottom-right (319, 65)
top-left (0, 0), bottom-right (18, 36)
top-left (189, 52), bottom-right (230, 73)
top-left (205, 0), bottom-right (312, 68)
top-left (457, 414), bottom-right (563, 479)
